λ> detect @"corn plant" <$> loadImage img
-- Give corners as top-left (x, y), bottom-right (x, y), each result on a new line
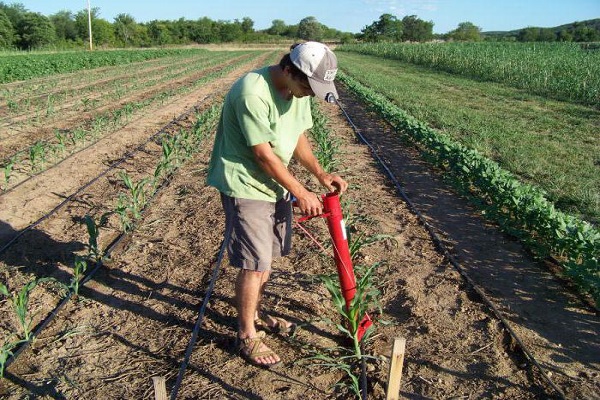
top-left (2, 156), bottom-right (16, 190)
top-left (53, 129), bottom-right (67, 156)
top-left (0, 279), bottom-right (48, 341)
top-left (119, 171), bottom-right (150, 220)
top-left (0, 336), bottom-right (23, 378)
top-left (83, 214), bottom-right (107, 262)
top-left (69, 256), bottom-right (88, 296)
top-left (115, 193), bottom-right (133, 233)
top-left (319, 262), bottom-right (381, 360)
top-left (29, 141), bottom-right (47, 171)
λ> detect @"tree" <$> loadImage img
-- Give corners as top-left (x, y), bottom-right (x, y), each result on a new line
top-left (50, 10), bottom-right (77, 42)
top-left (114, 13), bottom-right (137, 46)
top-left (268, 19), bottom-right (286, 36)
top-left (17, 12), bottom-right (56, 49)
top-left (517, 27), bottom-right (539, 42)
top-left (0, 9), bottom-right (15, 48)
top-left (219, 20), bottom-right (243, 42)
top-left (448, 21), bottom-right (482, 41)
top-left (297, 16), bottom-right (322, 41)
top-left (401, 15), bottom-right (433, 42)
top-left (189, 17), bottom-right (217, 43)
top-left (0, 2), bottom-right (26, 29)
top-left (361, 14), bottom-right (403, 42)
top-left (241, 17), bottom-right (253, 34)
top-left (147, 20), bottom-right (171, 45)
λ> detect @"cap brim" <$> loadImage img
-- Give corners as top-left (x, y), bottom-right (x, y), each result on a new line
top-left (308, 77), bottom-right (338, 101)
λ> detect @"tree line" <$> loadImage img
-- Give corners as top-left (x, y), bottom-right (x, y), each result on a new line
top-left (0, 3), bottom-right (356, 50)
top-left (0, 2), bottom-right (598, 51)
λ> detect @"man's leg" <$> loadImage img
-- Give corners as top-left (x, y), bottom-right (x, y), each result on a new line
top-left (236, 269), bottom-right (280, 366)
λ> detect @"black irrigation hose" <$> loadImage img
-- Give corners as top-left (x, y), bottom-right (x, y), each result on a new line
top-left (333, 94), bottom-right (567, 400)
top-left (0, 95), bottom-right (214, 257)
top-left (169, 222), bottom-right (232, 400)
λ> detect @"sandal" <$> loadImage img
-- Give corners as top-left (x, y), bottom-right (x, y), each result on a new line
top-left (255, 314), bottom-right (297, 335)
top-left (237, 331), bottom-right (281, 369)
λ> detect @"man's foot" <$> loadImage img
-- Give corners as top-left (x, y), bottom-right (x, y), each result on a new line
top-left (255, 314), bottom-right (297, 335)
top-left (237, 331), bottom-right (281, 368)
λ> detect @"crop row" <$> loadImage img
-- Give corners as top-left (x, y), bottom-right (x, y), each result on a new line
top-left (0, 103), bottom-right (221, 377)
top-left (338, 70), bottom-right (600, 307)
top-left (337, 42), bottom-right (600, 108)
top-left (0, 48), bottom-right (212, 84)
top-left (1, 52), bottom-right (263, 190)
top-left (1, 51), bottom-right (234, 120)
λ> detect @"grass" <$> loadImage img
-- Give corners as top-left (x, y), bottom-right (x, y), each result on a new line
top-left (337, 52), bottom-right (600, 225)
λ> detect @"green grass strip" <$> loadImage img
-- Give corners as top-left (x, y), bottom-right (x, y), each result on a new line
top-left (338, 70), bottom-right (600, 307)
top-left (337, 42), bottom-right (600, 108)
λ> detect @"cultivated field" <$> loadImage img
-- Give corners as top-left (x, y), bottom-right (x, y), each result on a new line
top-left (0, 44), bottom-right (598, 399)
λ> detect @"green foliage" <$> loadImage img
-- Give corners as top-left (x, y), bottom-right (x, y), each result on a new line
top-left (0, 9), bottom-right (15, 48)
top-left (17, 12), bottom-right (56, 49)
top-left (0, 279), bottom-right (49, 341)
top-left (0, 48), bottom-right (209, 83)
top-left (309, 99), bottom-right (339, 173)
top-left (447, 21), bottom-right (482, 42)
top-left (361, 13), bottom-right (403, 42)
top-left (338, 42), bottom-right (600, 108)
top-left (297, 16), bottom-right (323, 41)
top-left (339, 71), bottom-right (600, 306)
top-left (401, 15), bottom-right (434, 42)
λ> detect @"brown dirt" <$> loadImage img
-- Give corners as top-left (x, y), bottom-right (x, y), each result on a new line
top-left (0, 53), bottom-right (598, 399)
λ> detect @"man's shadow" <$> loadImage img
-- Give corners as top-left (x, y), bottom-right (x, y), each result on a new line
top-left (0, 220), bottom-right (86, 284)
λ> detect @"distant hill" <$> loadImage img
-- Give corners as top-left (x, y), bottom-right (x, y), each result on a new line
top-left (483, 18), bottom-right (600, 40)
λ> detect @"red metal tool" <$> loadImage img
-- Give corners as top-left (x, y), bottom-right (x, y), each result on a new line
top-left (295, 192), bottom-right (373, 341)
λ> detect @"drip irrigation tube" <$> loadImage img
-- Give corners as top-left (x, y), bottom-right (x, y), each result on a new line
top-left (169, 222), bottom-right (232, 400)
top-left (0, 95), bottom-right (214, 256)
top-left (333, 94), bottom-right (567, 400)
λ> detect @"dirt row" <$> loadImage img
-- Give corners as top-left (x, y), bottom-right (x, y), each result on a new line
top-left (1, 51), bottom-right (597, 399)
top-left (0, 52), bottom-right (255, 160)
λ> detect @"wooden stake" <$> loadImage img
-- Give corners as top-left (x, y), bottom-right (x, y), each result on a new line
top-left (153, 376), bottom-right (168, 400)
top-left (386, 337), bottom-right (406, 400)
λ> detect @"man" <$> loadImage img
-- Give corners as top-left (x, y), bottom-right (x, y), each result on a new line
top-left (207, 41), bottom-right (347, 368)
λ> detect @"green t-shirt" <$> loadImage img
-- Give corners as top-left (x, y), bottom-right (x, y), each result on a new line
top-left (206, 66), bottom-right (313, 201)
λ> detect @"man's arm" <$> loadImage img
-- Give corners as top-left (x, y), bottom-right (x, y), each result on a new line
top-left (252, 142), bottom-right (323, 216)
top-left (293, 133), bottom-right (348, 194)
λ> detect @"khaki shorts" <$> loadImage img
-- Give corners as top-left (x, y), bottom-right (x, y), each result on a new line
top-left (220, 193), bottom-right (292, 271)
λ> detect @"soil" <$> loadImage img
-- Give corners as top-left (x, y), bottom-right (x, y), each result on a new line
top-left (0, 51), bottom-right (598, 399)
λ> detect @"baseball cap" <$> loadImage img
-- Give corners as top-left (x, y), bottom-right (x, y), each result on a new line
top-left (290, 41), bottom-right (339, 101)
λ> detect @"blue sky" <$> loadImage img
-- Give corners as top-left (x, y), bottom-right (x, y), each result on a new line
top-left (13, 0), bottom-right (600, 34)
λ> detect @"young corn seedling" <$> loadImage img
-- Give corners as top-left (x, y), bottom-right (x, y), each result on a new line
top-left (53, 129), bottom-right (67, 156)
top-left (83, 214), bottom-right (107, 262)
top-left (319, 262), bottom-right (381, 360)
top-left (69, 256), bottom-right (88, 296)
top-left (0, 337), bottom-right (23, 378)
top-left (29, 141), bottom-right (47, 171)
top-left (0, 279), bottom-right (47, 342)
top-left (2, 156), bottom-right (16, 191)
top-left (119, 171), bottom-right (150, 220)
top-left (115, 193), bottom-right (133, 233)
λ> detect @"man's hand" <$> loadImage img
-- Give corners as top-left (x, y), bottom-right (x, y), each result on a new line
top-left (318, 173), bottom-right (348, 194)
top-left (294, 190), bottom-right (323, 217)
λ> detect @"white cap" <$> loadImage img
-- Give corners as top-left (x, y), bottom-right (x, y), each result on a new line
top-left (290, 41), bottom-right (339, 101)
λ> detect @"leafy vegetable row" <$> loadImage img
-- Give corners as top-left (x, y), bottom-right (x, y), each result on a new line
top-left (339, 70), bottom-right (600, 307)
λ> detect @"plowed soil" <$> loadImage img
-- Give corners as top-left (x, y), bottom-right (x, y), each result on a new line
top-left (0, 51), bottom-right (598, 399)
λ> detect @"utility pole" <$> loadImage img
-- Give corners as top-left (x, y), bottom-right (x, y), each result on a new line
top-left (87, 0), bottom-right (93, 50)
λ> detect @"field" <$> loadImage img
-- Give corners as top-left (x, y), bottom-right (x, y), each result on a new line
top-left (0, 44), bottom-right (598, 399)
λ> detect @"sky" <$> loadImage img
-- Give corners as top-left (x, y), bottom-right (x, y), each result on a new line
top-left (11, 0), bottom-right (600, 34)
